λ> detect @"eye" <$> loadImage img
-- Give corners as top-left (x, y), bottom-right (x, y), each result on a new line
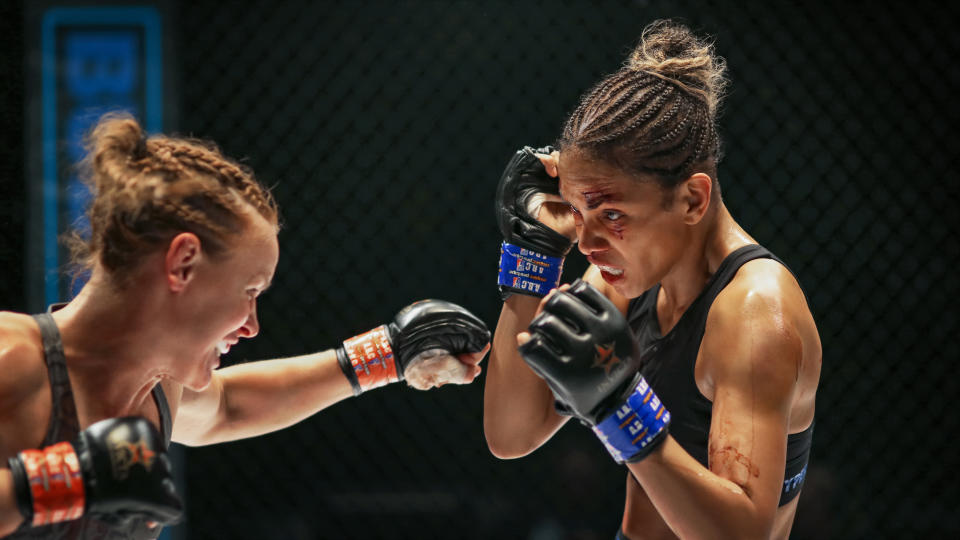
top-left (603, 210), bottom-right (624, 222)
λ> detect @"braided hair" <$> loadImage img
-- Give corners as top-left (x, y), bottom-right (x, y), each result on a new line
top-left (560, 20), bottom-right (728, 189)
top-left (68, 113), bottom-right (279, 286)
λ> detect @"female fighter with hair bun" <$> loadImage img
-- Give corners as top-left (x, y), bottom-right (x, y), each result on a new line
top-left (0, 113), bottom-right (489, 539)
top-left (485, 20), bottom-right (820, 539)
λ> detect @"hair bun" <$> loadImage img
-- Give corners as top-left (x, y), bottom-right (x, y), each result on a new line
top-left (84, 112), bottom-right (149, 194)
top-left (628, 20), bottom-right (727, 116)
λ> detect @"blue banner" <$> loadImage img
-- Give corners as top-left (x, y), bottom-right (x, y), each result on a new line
top-left (41, 7), bottom-right (162, 304)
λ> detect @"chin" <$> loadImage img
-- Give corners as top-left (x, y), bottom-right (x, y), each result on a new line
top-left (183, 373), bottom-right (213, 392)
top-left (178, 356), bottom-right (217, 392)
top-left (612, 279), bottom-right (647, 300)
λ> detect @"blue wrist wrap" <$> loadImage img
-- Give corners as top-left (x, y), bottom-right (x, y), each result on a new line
top-left (497, 242), bottom-right (564, 298)
top-left (592, 377), bottom-right (671, 464)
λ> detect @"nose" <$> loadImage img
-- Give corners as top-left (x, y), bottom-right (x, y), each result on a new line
top-left (577, 218), bottom-right (608, 256)
top-left (239, 303), bottom-right (260, 338)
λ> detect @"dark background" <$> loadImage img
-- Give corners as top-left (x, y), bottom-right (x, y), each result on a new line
top-left (2, 1), bottom-right (958, 538)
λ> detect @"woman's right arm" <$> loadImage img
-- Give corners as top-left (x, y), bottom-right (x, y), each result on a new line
top-left (0, 470), bottom-right (23, 537)
top-left (483, 147), bottom-right (578, 458)
top-left (484, 295), bottom-right (569, 458)
top-left (483, 264), bottom-right (629, 458)
top-left (0, 316), bottom-right (41, 536)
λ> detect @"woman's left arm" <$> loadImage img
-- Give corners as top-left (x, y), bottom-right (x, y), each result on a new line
top-left (626, 282), bottom-right (802, 539)
top-left (171, 350), bottom-right (355, 446)
top-left (171, 299), bottom-right (490, 446)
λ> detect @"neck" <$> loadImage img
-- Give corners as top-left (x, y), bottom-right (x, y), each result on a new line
top-left (51, 273), bottom-right (172, 420)
top-left (658, 201), bottom-right (754, 316)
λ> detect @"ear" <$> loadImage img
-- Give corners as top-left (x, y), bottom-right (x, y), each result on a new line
top-left (679, 173), bottom-right (713, 225)
top-left (165, 232), bottom-right (202, 292)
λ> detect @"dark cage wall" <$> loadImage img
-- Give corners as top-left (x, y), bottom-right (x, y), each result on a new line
top-left (4, 0), bottom-right (960, 539)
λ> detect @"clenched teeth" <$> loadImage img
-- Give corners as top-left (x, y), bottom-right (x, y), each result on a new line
top-left (597, 265), bottom-right (624, 276)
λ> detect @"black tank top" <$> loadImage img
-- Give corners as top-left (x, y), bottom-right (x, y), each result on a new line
top-left (626, 244), bottom-right (813, 506)
top-left (4, 309), bottom-right (172, 539)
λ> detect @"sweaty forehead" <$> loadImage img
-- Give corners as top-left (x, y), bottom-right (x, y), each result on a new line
top-left (558, 151), bottom-right (629, 199)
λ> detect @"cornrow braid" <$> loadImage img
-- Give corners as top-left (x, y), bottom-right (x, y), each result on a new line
top-left (585, 80), bottom-right (671, 146)
top-left (559, 20), bottom-right (727, 187)
top-left (67, 112), bottom-right (279, 286)
top-left (576, 77), bottom-right (668, 145)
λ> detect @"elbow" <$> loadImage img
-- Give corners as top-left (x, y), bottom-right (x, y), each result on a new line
top-left (483, 418), bottom-right (541, 460)
top-left (704, 503), bottom-right (776, 540)
top-left (485, 436), bottom-right (531, 460)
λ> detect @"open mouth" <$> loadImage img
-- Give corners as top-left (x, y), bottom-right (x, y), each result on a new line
top-left (216, 341), bottom-right (231, 355)
top-left (595, 264), bottom-right (624, 276)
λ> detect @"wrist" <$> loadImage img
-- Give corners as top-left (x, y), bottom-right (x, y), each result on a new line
top-left (9, 443), bottom-right (86, 527)
top-left (591, 377), bottom-right (671, 464)
top-left (336, 325), bottom-right (400, 395)
top-left (497, 241), bottom-right (564, 299)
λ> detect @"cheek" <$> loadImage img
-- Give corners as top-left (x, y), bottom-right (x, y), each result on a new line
top-left (607, 220), bottom-right (626, 240)
top-left (620, 220), bottom-right (680, 271)
top-left (203, 296), bottom-right (251, 333)
top-left (227, 299), bottom-right (252, 327)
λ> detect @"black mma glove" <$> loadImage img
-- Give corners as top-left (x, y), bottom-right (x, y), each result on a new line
top-left (496, 146), bottom-right (573, 298)
top-left (519, 280), bottom-right (670, 463)
top-left (336, 299), bottom-right (491, 394)
top-left (8, 416), bottom-right (183, 528)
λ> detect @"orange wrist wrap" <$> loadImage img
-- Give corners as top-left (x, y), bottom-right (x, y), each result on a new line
top-left (18, 442), bottom-right (85, 526)
top-left (341, 325), bottom-right (399, 391)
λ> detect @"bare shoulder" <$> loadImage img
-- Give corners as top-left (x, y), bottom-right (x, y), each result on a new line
top-left (0, 313), bottom-right (52, 457)
top-left (712, 258), bottom-right (817, 339)
top-left (0, 312), bottom-right (50, 424)
top-left (698, 259), bottom-right (821, 410)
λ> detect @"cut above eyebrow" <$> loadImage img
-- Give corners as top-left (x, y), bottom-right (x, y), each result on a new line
top-left (582, 191), bottom-right (618, 210)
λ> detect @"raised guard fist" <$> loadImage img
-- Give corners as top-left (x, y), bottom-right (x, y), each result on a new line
top-left (337, 299), bottom-right (491, 393)
top-left (8, 416), bottom-right (183, 528)
top-left (496, 146), bottom-right (573, 298)
top-left (519, 280), bottom-right (670, 463)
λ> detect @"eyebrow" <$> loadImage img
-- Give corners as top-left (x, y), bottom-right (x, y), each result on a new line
top-left (252, 276), bottom-right (273, 293)
top-left (582, 190), bottom-right (617, 210)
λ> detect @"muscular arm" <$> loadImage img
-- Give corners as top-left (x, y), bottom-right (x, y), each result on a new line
top-left (172, 350), bottom-right (354, 446)
top-left (484, 295), bottom-right (569, 458)
top-left (626, 283), bottom-right (801, 539)
top-left (0, 316), bottom-right (47, 534)
top-left (484, 266), bottom-right (626, 458)
top-left (0, 471), bottom-right (22, 536)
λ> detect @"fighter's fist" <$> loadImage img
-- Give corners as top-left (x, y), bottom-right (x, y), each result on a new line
top-left (518, 280), bottom-right (670, 463)
top-left (337, 300), bottom-right (491, 394)
top-left (496, 146), bottom-right (573, 299)
top-left (519, 280), bottom-right (641, 423)
top-left (8, 417), bottom-right (183, 528)
top-left (496, 146), bottom-right (573, 255)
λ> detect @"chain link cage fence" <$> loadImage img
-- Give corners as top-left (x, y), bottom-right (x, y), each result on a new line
top-left (3, 0), bottom-right (959, 538)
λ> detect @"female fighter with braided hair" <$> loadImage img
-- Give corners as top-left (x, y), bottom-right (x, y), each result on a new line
top-left (485, 20), bottom-right (820, 539)
top-left (0, 113), bottom-right (489, 538)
